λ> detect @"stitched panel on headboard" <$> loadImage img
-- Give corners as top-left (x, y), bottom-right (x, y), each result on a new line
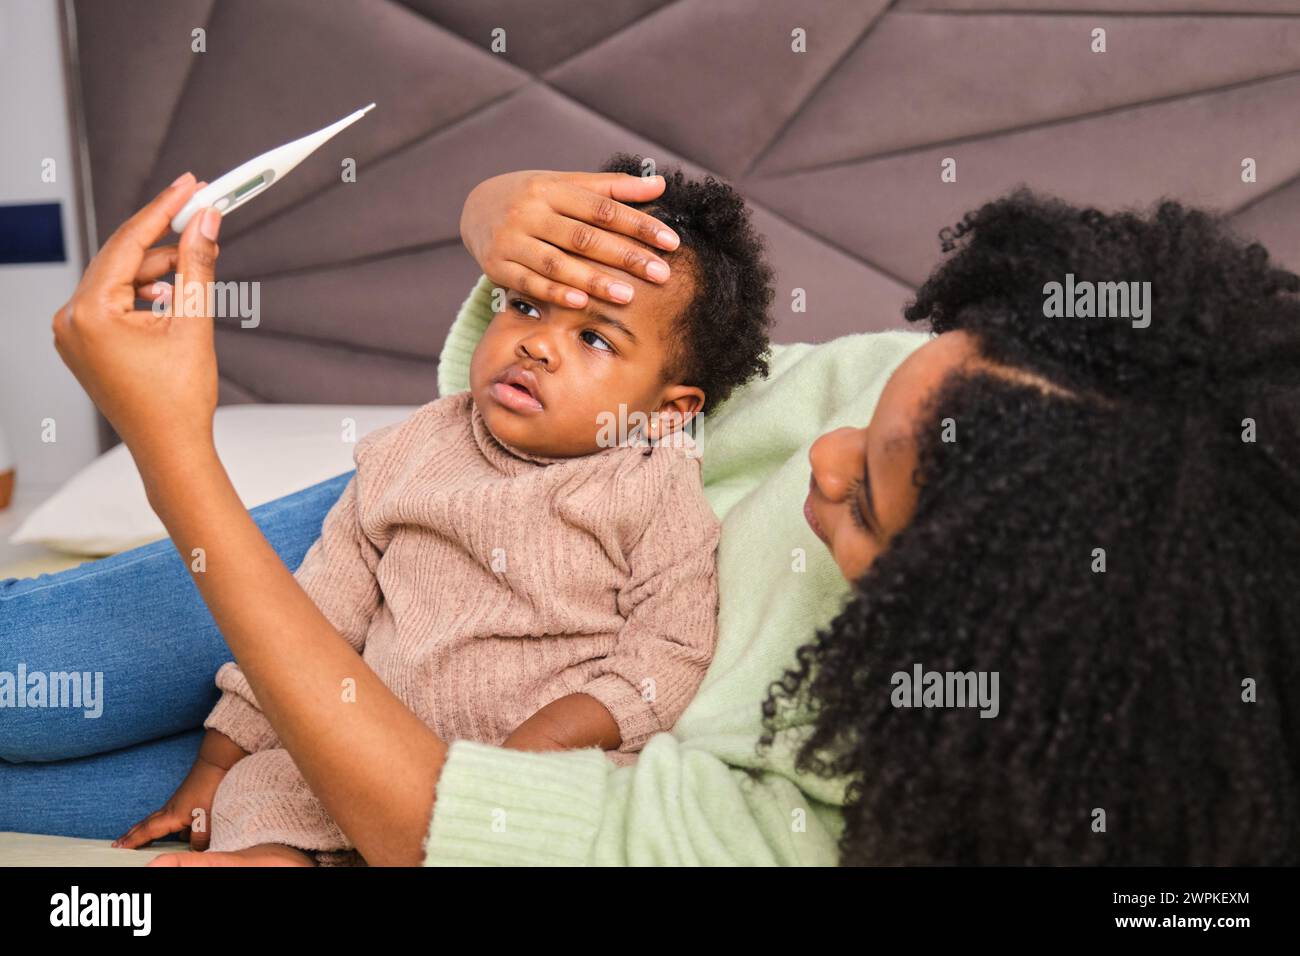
top-left (72, 0), bottom-right (1300, 411)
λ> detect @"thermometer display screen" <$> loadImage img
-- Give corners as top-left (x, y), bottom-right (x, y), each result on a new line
top-left (234, 175), bottom-right (265, 200)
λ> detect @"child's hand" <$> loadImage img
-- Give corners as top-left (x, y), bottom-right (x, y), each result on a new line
top-left (114, 746), bottom-right (235, 851)
top-left (502, 693), bottom-right (621, 753)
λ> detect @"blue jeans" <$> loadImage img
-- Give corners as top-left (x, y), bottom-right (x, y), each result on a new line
top-left (0, 471), bottom-right (352, 839)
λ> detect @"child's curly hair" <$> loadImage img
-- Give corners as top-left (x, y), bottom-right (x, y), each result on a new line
top-left (600, 153), bottom-right (774, 411)
top-left (763, 187), bottom-right (1300, 864)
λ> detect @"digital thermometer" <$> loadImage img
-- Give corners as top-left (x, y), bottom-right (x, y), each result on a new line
top-left (171, 103), bottom-right (376, 234)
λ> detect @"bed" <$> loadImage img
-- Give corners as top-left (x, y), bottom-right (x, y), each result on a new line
top-left (0, 833), bottom-right (174, 867)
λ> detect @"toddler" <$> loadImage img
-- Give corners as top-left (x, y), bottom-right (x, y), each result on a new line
top-left (198, 155), bottom-right (776, 865)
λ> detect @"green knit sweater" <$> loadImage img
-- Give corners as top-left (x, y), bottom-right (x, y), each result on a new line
top-left (423, 274), bottom-right (929, 865)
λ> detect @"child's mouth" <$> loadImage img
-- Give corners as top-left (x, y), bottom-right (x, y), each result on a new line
top-left (490, 367), bottom-right (544, 413)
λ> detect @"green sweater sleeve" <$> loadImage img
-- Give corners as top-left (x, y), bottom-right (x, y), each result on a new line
top-left (425, 735), bottom-right (842, 866)
top-left (426, 274), bottom-right (927, 865)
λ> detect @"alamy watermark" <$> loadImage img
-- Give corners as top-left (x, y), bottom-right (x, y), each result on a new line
top-left (151, 273), bottom-right (260, 328)
top-left (1042, 273), bottom-right (1150, 328)
top-left (595, 404), bottom-right (703, 459)
top-left (891, 663), bottom-right (999, 718)
top-left (50, 886), bottom-right (150, 936)
top-left (0, 663), bottom-right (103, 718)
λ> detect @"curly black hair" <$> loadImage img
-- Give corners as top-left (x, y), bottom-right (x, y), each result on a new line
top-left (599, 153), bottom-right (774, 411)
top-left (763, 187), bottom-right (1300, 864)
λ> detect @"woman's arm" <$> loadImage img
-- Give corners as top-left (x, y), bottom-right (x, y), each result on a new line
top-left (203, 464), bottom-right (385, 755)
top-left (425, 737), bottom-right (843, 866)
top-left (141, 441), bottom-right (446, 866)
top-left (52, 177), bottom-right (444, 866)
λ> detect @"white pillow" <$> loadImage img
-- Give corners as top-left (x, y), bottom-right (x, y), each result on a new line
top-left (10, 404), bottom-right (417, 556)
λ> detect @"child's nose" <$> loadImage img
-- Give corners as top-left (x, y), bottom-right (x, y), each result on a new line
top-left (517, 336), bottom-right (555, 369)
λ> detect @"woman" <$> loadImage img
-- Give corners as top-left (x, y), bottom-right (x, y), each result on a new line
top-left (5, 171), bottom-right (1298, 865)
top-left (769, 193), bottom-right (1300, 864)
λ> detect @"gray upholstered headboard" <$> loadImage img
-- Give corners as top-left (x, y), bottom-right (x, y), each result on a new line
top-left (70, 0), bottom-right (1300, 415)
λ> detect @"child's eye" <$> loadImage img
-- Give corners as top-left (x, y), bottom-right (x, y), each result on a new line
top-left (580, 330), bottom-right (614, 353)
top-left (509, 298), bottom-right (541, 319)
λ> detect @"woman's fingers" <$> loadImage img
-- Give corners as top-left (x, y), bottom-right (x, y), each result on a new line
top-left (134, 244), bottom-right (178, 304)
top-left (461, 169), bottom-right (680, 309)
top-left (552, 177), bottom-right (679, 256)
top-left (505, 234), bottom-right (650, 306)
top-left (91, 175), bottom-right (200, 291)
top-left (135, 280), bottom-right (172, 303)
top-left (564, 172), bottom-right (677, 249)
top-left (499, 178), bottom-right (681, 308)
top-left (75, 177), bottom-right (202, 321)
top-left (170, 205), bottom-right (222, 320)
top-left (541, 207), bottom-right (676, 285)
top-left (51, 172), bottom-right (224, 455)
top-left (135, 244), bottom-right (179, 285)
top-left (494, 260), bottom-right (586, 310)
top-left (596, 170), bottom-right (669, 206)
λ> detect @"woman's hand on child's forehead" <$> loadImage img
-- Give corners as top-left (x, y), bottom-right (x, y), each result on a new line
top-left (462, 170), bottom-right (678, 310)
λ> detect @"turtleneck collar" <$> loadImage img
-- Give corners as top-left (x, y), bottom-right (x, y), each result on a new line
top-left (469, 398), bottom-right (577, 473)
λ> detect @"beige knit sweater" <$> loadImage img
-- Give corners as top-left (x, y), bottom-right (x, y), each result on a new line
top-left (203, 390), bottom-right (720, 861)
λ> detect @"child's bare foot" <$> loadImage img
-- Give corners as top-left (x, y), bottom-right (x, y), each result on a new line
top-left (147, 843), bottom-right (316, 867)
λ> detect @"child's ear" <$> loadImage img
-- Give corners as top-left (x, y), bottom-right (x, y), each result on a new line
top-left (652, 387), bottom-right (705, 436)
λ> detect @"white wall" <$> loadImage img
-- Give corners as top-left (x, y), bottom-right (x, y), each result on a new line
top-left (0, 0), bottom-right (99, 492)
